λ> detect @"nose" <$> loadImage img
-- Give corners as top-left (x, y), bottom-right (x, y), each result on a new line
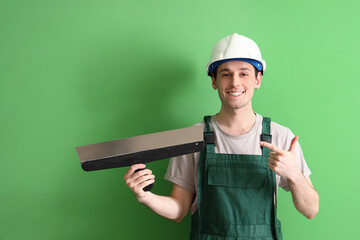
top-left (230, 74), bottom-right (241, 86)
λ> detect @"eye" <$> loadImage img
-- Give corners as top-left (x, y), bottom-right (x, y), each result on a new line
top-left (221, 73), bottom-right (230, 77)
top-left (241, 73), bottom-right (248, 77)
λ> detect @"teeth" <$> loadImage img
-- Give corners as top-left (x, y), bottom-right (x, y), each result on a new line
top-left (229, 91), bottom-right (244, 96)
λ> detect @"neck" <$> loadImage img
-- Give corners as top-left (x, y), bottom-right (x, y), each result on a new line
top-left (216, 104), bottom-right (256, 136)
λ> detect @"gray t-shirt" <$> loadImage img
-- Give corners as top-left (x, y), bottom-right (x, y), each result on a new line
top-left (164, 113), bottom-right (312, 214)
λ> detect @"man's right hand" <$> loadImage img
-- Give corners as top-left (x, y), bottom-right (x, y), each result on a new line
top-left (124, 164), bottom-right (194, 222)
top-left (124, 164), bottom-right (155, 199)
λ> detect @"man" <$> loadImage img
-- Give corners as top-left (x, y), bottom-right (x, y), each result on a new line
top-left (124, 33), bottom-right (319, 239)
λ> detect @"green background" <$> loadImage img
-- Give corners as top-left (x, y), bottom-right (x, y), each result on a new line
top-left (1, 0), bottom-right (359, 239)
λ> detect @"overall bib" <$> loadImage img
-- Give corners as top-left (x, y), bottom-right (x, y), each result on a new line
top-left (190, 116), bottom-right (283, 240)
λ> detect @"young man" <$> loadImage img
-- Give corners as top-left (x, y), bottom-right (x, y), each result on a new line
top-left (124, 33), bottom-right (319, 239)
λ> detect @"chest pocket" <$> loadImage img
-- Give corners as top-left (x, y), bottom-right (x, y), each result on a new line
top-left (204, 166), bottom-right (268, 225)
top-left (208, 166), bottom-right (267, 188)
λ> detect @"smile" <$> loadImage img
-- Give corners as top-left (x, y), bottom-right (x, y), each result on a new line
top-left (227, 90), bottom-right (245, 96)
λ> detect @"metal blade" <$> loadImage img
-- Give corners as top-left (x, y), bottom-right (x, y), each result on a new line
top-left (76, 125), bottom-right (204, 171)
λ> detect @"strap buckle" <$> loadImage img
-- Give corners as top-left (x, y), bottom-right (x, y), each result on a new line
top-left (261, 133), bottom-right (272, 143)
top-left (204, 132), bottom-right (215, 145)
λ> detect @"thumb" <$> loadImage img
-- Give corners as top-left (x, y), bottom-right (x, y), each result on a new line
top-left (288, 136), bottom-right (299, 154)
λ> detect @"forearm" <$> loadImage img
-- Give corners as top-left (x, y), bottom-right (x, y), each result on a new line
top-left (137, 192), bottom-right (187, 222)
top-left (288, 175), bottom-right (319, 219)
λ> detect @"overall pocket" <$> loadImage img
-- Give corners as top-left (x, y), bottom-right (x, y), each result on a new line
top-left (203, 166), bottom-right (268, 225)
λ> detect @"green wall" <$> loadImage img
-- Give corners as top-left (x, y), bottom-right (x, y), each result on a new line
top-left (1, 0), bottom-right (359, 239)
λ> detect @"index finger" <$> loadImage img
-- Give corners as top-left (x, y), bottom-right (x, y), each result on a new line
top-left (124, 163), bottom-right (146, 179)
top-left (259, 141), bottom-right (286, 155)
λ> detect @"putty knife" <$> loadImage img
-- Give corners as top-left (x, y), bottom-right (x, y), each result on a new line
top-left (76, 125), bottom-right (205, 172)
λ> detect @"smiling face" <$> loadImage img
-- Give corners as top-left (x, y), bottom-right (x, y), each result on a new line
top-left (212, 60), bottom-right (262, 112)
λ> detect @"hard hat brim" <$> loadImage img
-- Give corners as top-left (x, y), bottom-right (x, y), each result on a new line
top-left (207, 58), bottom-right (263, 76)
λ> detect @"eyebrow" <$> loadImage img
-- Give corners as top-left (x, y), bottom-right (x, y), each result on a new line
top-left (219, 67), bottom-right (251, 73)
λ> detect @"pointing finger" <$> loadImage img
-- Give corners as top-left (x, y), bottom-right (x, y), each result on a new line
top-left (260, 141), bottom-right (286, 155)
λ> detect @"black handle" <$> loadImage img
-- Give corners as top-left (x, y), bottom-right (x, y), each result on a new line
top-left (134, 168), bottom-right (154, 192)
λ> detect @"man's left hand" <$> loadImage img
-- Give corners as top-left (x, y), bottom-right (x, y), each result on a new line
top-left (260, 136), bottom-right (302, 182)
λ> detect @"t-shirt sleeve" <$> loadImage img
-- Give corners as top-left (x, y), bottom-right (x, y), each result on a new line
top-left (279, 130), bottom-right (312, 191)
top-left (164, 152), bottom-right (198, 193)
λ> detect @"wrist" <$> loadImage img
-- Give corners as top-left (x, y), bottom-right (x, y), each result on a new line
top-left (137, 192), bottom-right (151, 204)
top-left (287, 171), bottom-right (305, 186)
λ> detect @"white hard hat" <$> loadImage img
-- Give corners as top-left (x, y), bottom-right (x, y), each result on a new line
top-left (206, 33), bottom-right (266, 76)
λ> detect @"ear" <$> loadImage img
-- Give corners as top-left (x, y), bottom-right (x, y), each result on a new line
top-left (255, 72), bottom-right (263, 89)
top-left (211, 75), bottom-right (217, 90)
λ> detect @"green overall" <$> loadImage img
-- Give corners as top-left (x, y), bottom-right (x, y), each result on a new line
top-left (190, 116), bottom-right (283, 240)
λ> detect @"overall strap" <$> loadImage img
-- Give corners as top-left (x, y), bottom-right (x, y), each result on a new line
top-left (203, 116), bottom-right (215, 153)
top-left (261, 117), bottom-right (272, 157)
top-left (193, 115), bottom-right (215, 240)
top-left (261, 117), bottom-right (282, 239)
